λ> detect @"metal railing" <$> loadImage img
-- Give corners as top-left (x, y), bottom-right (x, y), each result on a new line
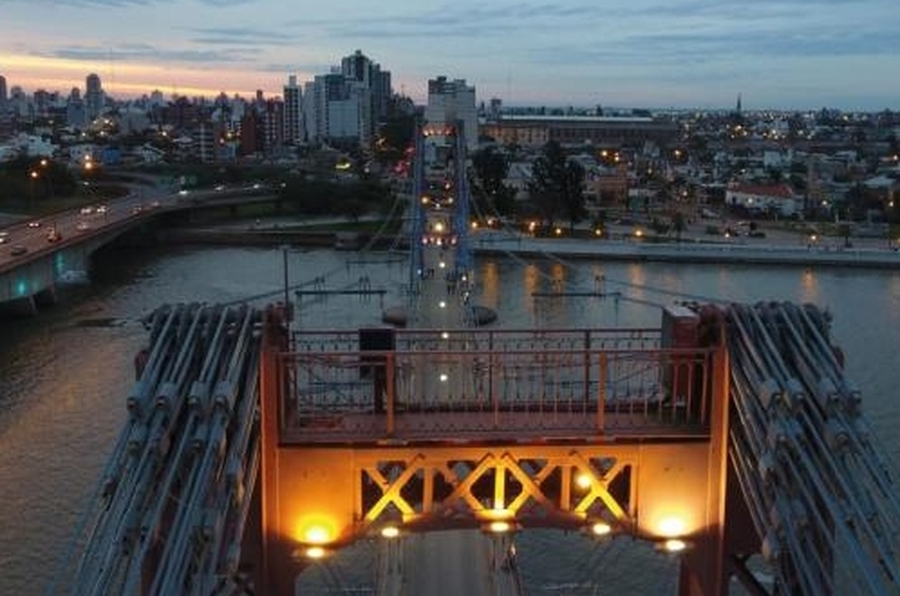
top-left (281, 328), bottom-right (713, 442)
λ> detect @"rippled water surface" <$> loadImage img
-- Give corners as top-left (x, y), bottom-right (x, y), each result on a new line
top-left (1, 244), bottom-right (899, 595)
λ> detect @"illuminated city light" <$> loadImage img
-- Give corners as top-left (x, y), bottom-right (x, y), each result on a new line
top-left (304, 525), bottom-right (331, 544)
top-left (657, 516), bottom-right (686, 537)
top-left (662, 539), bottom-right (687, 553)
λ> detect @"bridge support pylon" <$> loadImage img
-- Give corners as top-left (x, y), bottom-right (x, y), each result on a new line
top-left (256, 306), bottom-right (303, 596)
top-left (676, 335), bottom-right (731, 596)
top-left (252, 307), bottom-right (744, 595)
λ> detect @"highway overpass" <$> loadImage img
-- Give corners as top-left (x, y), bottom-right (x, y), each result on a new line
top-left (0, 185), bottom-right (279, 315)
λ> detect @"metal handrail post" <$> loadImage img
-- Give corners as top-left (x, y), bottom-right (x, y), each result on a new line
top-left (386, 352), bottom-right (395, 437)
top-left (597, 352), bottom-right (607, 431)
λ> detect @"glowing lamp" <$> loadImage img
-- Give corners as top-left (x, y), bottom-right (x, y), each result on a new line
top-left (575, 473), bottom-right (592, 490)
top-left (304, 525), bottom-right (331, 544)
top-left (662, 539), bottom-right (687, 553)
top-left (657, 516), bottom-right (686, 537)
top-left (488, 520), bottom-right (511, 533)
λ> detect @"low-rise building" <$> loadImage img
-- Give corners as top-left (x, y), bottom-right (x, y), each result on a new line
top-left (480, 115), bottom-right (679, 149)
top-left (725, 183), bottom-right (799, 217)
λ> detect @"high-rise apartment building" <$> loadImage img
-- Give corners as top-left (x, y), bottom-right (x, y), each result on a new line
top-left (425, 76), bottom-right (478, 150)
top-left (372, 69), bottom-right (392, 125)
top-left (341, 50), bottom-right (372, 87)
top-left (8, 86), bottom-right (28, 121)
top-left (283, 75), bottom-right (304, 145)
top-left (0, 75), bottom-right (10, 138)
top-left (298, 50), bottom-right (394, 147)
top-left (0, 75), bottom-right (7, 112)
top-left (304, 72), bottom-right (346, 143)
top-left (263, 98), bottom-right (285, 154)
top-left (85, 73), bottom-right (104, 121)
top-left (340, 50), bottom-right (392, 138)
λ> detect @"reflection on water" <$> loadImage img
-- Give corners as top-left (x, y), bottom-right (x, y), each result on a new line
top-left (1, 245), bottom-right (899, 595)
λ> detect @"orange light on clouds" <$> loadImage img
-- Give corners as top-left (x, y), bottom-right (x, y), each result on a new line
top-left (0, 52), bottom-right (284, 99)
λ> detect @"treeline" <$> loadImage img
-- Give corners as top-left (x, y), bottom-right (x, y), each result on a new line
top-left (278, 177), bottom-right (393, 220)
top-left (0, 155), bottom-right (79, 205)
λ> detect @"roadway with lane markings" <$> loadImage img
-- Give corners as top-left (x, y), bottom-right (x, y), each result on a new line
top-left (0, 183), bottom-right (276, 272)
top-left (0, 185), bottom-right (166, 269)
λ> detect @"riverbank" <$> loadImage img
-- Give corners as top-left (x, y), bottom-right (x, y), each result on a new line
top-left (166, 219), bottom-right (900, 270)
top-left (472, 234), bottom-right (900, 269)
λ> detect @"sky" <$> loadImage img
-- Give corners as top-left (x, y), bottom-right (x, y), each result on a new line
top-left (2, 0), bottom-right (899, 112)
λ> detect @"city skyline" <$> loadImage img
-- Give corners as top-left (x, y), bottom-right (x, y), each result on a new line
top-left (3, 0), bottom-right (900, 111)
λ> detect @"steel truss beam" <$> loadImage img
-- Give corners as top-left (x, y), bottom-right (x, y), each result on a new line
top-left (358, 448), bottom-right (634, 533)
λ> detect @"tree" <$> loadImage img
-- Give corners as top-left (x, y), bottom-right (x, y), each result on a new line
top-left (472, 146), bottom-right (508, 196)
top-left (837, 222), bottom-right (853, 247)
top-left (374, 98), bottom-right (416, 165)
top-left (471, 145), bottom-right (512, 218)
top-left (560, 159), bottom-right (587, 230)
top-left (529, 140), bottom-right (587, 230)
top-left (671, 212), bottom-right (687, 242)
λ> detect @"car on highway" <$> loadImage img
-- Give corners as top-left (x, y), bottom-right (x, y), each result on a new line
top-left (10, 245), bottom-right (27, 256)
top-left (47, 227), bottom-right (62, 243)
top-left (28, 220), bottom-right (41, 228)
top-left (80, 206), bottom-right (94, 215)
top-left (0, 231), bottom-right (8, 244)
top-left (96, 205), bottom-right (108, 214)
top-left (76, 221), bottom-right (90, 232)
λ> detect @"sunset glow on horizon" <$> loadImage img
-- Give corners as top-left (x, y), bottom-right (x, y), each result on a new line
top-left (3, 0), bottom-right (899, 111)
top-left (1, 52), bottom-right (291, 100)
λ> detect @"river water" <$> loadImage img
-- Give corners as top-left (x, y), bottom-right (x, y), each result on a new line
top-left (1, 243), bottom-right (899, 595)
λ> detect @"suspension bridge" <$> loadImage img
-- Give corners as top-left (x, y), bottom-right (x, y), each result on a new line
top-left (49, 123), bottom-right (900, 595)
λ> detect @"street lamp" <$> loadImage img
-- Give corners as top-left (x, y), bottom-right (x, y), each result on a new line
top-left (29, 170), bottom-right (39, 209)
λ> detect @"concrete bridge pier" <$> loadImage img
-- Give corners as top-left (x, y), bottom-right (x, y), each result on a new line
top-left (256, 305), bottom-right (305, 596)
top-left (33, 285), bottom-right (57, 308)
top-left (676, 335), bottom-right (732, 596)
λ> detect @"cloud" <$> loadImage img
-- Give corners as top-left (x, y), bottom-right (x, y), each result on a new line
top-left (48, 43), bottom-right (261, 64)
top-left (187, 26), bottom-right (296, 47)
top-left (285, 2), bottom-right (602, 40)
top-left (196, 0), bottom-right (255, 5)
top-left (259, 62), bottom-right (335, 74)
top-left (6, 0), bottom-right (164, 7)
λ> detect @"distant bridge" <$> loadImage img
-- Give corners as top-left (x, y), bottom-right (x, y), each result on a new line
top-left (0, 186), bottom-right (280, 315)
